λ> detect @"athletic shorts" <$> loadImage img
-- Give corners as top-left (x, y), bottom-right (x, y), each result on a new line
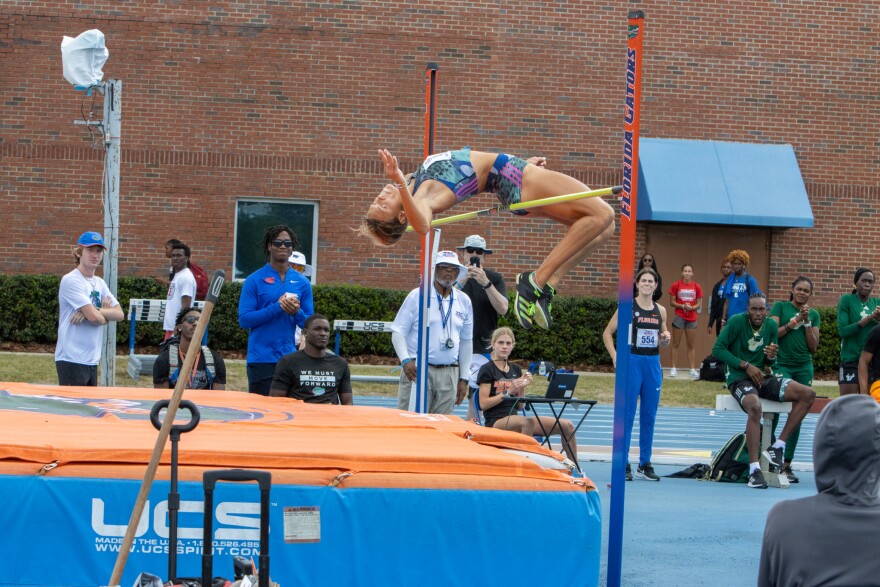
top-left (672, 316), bottom-right (697, 330)
top-left (56, 360), bottom-right (98, 386)
top-left (838, 360), bottom-right (859, 385)
top-left (486, 153), bottom-right (530, 216)
top-left (728, 375), bottom-right (792, 412)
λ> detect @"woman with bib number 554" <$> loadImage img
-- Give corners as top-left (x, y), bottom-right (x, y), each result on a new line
top-left (603, 268), bottom-right (671, 482)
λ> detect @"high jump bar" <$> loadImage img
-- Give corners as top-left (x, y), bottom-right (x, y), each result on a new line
top-left (405, 185), bottom-right (622, 231)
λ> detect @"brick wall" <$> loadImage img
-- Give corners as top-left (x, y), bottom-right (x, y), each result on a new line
top-left (1, 1), bottom-right (877, 306)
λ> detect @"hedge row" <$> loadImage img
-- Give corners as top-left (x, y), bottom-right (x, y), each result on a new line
top-left (0, 274), bottom-right (843, 372)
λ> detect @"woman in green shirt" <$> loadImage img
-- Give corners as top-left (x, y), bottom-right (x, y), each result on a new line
top-left (837, 268), bottom-right (880, 396)
top-left (769, 276), bottom-right (821, 482)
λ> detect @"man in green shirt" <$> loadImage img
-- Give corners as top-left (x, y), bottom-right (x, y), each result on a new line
top-left (713, 293), bottom-right (816, 489)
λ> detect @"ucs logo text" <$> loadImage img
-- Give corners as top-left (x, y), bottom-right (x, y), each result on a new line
top-left (92, 499), bottom-right (261, 541)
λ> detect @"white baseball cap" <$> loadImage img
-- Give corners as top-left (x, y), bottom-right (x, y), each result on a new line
top-left (288, 251), bottom-right (313, 277)
top-left (433, 250), bottom-right (468, 282)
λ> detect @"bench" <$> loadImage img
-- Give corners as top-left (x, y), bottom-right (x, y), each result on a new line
top-left (127, 298), bottom-right (205, 380)
top-left (715, 394), bottom-right (791, 488)
top-left (333, 320), bottom-right (399, 385)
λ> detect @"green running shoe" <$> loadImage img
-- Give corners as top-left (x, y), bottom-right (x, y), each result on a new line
top-left (534, 282), bottom-right (556, 330)
top-left (514, 272), bottom-right (541, 330)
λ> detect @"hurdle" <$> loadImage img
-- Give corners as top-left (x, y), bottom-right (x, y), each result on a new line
top-left (332, 319), bottom-right (399, 385)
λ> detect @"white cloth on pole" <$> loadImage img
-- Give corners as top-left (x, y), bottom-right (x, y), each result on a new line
top-left (61, 29), bottom-right (109, 87)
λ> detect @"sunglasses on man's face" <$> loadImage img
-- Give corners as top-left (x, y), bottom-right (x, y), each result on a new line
top-left (182, 316), bottom-right (199, 324)
top-left (272, 239), bottom-right (294, 249)
top-left (436, 264), bottom-right (459, 273)
top-left (465, 247), bottom-right (484, 254)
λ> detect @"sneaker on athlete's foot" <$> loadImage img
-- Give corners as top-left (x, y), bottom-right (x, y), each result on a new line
top-left (748, 469), bottom-right (768, 489)
top-left (763, 446), bottom-right (784, 469)
top-left (514, 272), bottom-right (541, 330)
top-left (781, 465), bottom-right (800, 484)
top-left (669, 367), bottom-right (678, 378)
top-left (625, 464), bottom-right (633, 482)
top-left (533, 282), bottom-right (556, 330)
top-left (636, 462), bottom-right (661, 481)
top-left (689, 369), bottom-right (699, 379)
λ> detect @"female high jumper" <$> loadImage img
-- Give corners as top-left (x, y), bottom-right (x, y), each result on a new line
top-left (359, 147), bottom-right (615, 330)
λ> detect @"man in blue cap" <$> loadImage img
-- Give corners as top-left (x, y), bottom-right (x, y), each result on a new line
top-left (55, 231), bottom-right (124, 386)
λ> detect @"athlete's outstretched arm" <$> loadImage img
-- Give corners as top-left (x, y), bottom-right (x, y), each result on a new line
top-left (378, 148), bottom-right (433, 234)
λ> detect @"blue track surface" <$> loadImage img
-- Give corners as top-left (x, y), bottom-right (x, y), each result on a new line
top-left (354, 395), bottom-right (818, 585)
top-left (353, 396), bottom-right (819, 467)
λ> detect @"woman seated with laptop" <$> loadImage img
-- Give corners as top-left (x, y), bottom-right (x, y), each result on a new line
top-left (477, 327), bottom-right (579, 464)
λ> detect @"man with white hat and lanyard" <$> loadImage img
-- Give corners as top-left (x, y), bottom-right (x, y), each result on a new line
top-left (288, 251), bottom-right (313, 281)
top-left (455, 235), bottom-right (509, 423)
top-left (391, 250), bottom-right (474, 414)
top-left (288, 250), bottom-right (314, 349)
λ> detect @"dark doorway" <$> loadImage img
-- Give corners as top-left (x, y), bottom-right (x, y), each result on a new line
top-left (644, 223), bottom-right (770, 372)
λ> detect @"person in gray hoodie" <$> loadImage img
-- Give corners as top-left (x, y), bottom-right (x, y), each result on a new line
top-left (758, 394), bottom-right (880, 586)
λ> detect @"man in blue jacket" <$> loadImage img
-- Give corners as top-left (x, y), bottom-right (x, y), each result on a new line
top-left (238, 224), bottom-right (314, 395)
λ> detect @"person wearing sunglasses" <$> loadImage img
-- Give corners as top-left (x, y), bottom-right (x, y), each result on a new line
top-left (238, 224), bottom-right (315, 395)
top-left (454, 235), bottom-right (508, 423)
top-left (153, 306), bottom-right (226, 390)
top-left (391, 251), bottom-right (473, 414)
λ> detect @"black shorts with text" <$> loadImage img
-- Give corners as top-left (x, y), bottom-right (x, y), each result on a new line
top-left (728, 375), bottom-right (791, 412)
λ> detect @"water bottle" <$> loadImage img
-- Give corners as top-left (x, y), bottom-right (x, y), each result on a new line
top-left (538, 360), bottom-right (546, 376)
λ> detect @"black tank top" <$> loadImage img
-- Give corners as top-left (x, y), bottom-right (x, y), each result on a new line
top-left (631, 302), bottom-right (662, 356)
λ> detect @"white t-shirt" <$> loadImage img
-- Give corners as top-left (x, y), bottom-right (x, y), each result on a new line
top-left (391, 285), bottom-right (473, 365)
top-left (164, 267), bottom-right (197, 331)
top-left (55, 268), bottom-right (119, 365)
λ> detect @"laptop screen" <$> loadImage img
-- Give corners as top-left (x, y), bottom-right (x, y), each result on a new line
top-left (545, 373), bottom-right (579, 399)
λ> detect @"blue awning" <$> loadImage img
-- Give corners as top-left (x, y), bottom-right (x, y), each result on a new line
top-left (636, 139), bottom-right (813, 227)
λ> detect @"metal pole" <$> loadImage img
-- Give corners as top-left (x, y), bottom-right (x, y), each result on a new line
top-left (607, 11), bottom-right (645, 587)
top-left (413, 63), bottom-right (439, 413)
top-left (100, 79), bottom-right (121, 387)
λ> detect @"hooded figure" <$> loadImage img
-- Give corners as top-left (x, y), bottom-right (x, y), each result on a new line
top-left (758, 395), bottom-right (880, 586)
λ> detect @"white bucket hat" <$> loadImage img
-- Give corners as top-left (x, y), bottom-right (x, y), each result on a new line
top-left (434, 250), bottom-right (468, 282)
top-left (288, 251), bottom-right (313, 277)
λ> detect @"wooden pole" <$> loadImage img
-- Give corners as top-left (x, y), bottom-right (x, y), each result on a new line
top-left (108, 270), bottom-right (226, 586)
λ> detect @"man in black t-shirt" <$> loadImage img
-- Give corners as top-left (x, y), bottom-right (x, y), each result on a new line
top-left (270, 313), bottom-right (353, 405)
top-left (456, 235), bottom-right (508, 421)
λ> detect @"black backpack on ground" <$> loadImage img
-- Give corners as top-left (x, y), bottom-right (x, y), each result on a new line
top-left (699, 354), bottom-right (725, 382)
top-left (703, 432), bottom-right (749, 483)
